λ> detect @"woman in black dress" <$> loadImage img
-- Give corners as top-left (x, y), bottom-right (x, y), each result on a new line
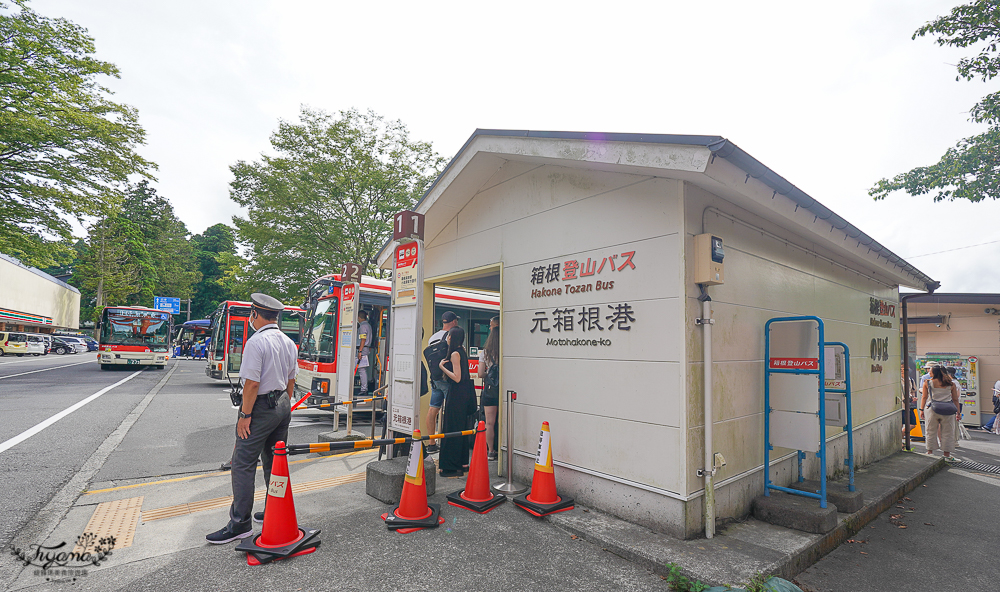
top-left (438, 326), bottom-right (474, 477)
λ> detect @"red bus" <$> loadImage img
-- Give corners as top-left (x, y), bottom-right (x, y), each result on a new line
top-left (205, 300), bottom-right (304, 381)
top-left (97, 306), bottom-right (172, 369)
top-left (296, 274), bottom-right (499, 410)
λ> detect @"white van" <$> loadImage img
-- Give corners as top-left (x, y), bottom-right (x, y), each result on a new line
top-left (0, 332), bottom-right (29, 356)
top-left (25, 334), bottom-right (48, 356)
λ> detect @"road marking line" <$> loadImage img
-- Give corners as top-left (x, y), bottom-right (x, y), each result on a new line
top-left (0, 370), bottom-right (143, 454)
top-left (0, 358), bottom-right (95, 380)
top-left (140, 472), bottom-right (367, 522)
top-left (83, 448), bottom-right (376, 494)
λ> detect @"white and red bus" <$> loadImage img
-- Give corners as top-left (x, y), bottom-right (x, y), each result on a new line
top-left (205, 300), bottom-right (304, 381)
top-left (97, 306), bottom-right (172, 369)
top-left (296, 274), bottom-right (499, 411)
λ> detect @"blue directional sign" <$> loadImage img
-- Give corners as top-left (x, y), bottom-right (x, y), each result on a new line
top-left (154, 296), bottom-right (181, 315)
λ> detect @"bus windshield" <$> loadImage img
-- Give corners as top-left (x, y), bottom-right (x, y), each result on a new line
top-left (300, 298), bottom-right (337, 363)
top-left (101, 308), bottom-right (171, 351)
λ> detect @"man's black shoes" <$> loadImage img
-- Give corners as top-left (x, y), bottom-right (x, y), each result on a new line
top-left (206, 523), bottom-right (253, 544)
top-left (253, 511), bottom-right (265, 524)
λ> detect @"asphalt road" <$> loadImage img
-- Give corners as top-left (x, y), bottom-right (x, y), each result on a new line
top-left (0, 355), bottom-right (347, 555)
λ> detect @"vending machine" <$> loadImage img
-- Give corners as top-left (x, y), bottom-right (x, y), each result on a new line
top-left (916, 354), bottom-right (981, 427)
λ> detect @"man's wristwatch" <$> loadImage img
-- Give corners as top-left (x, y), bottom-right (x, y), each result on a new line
top-left (239, 410), bottom-right (251, 419)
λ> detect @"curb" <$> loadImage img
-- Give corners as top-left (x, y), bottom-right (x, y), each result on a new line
top-left (547, 453), bottom-right (946, 587)
top-left (771, 454), bottom-right (947, 580)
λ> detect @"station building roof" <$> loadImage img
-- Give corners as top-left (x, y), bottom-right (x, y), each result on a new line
top-left (378, 129), bottom-right (937, 293)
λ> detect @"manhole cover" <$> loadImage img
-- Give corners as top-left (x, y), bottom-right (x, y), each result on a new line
top-left (952, 460), bottom-right (1000, 474)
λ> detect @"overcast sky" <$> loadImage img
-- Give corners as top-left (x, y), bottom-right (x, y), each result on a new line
top-left (30, 0), bottom-right (1000, 293)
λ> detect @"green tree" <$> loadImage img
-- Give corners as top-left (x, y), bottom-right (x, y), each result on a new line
top-left (871, 0), bottom-right (1000, 203)
top-left (229, 107), bottom-right (444, 303)
top-left (119, 181), bottom-right (199, 307)
top-left (0, 1), bottom-right (154, 267)
top-left (190, 223), bottom-right (236, 318)
top-left (74, 214), bottom-right (145, 325)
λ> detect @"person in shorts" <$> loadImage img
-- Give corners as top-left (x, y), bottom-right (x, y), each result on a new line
top-left (424, 311), bottom-right (459, 452)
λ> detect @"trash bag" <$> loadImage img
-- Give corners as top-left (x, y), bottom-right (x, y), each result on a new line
top-left (762, 576), bottom-right (803, 592)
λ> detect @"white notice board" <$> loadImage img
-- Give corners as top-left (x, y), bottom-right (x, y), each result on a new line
top-left (388, 240), bottom-right (423, 434)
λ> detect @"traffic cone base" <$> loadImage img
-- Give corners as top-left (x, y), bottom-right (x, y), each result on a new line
top-left (236, 526), bottom-right (321, 564)
top-left (512, 493), bottom-right (575, 517)
top-left (234, 440), bottom-right (320, 566)
top-left (382, 502), bottom-right (443, 530)
top-left (446, 490), bottom-right (506, 514)
top-left (447, 420), bottom-right (505, 514)
top-left (386, 516), bottom-right (446, 534)
top-left (247, 541), bottom-right (320, 565)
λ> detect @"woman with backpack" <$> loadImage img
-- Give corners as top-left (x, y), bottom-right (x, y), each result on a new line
top-left (919, 364), bottom-right (961, 463)
top-left (477, 317), bottom-right (500, 461)
top-left (438, 326), bottom-right (476, 477)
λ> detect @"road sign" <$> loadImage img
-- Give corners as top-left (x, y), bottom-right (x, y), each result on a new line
top-left (154, 297), bottom-right (180, 315)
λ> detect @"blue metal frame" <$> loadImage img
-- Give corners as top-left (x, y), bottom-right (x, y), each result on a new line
top-left (764, 316), bottom-right (827, 508)
top-left (824, 341), bottom-right (855, 492)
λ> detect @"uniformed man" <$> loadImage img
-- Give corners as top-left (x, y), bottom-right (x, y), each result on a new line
top-left (206, 293), bottom-right (298, 544)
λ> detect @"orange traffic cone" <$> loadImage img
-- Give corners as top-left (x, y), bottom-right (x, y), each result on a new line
top-left (909, 408), bottom-right (924, 440)
top-left (382, 429), bottom-right (445, 533)
top-left (513, 421), bottom-right (575, 517)
top-left (236, 441), bottom-right (321, 565)
top-left (447, 421), bottom-right (506, 513)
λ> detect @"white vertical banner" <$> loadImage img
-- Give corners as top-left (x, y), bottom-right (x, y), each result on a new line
top-left (336, 281), bottom-right (360, 403)
top-left (388, 239), bottom-right (423, 434)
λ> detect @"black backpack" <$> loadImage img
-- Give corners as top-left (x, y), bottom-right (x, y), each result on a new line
top-left (423, 339), bottom-right (449, 381)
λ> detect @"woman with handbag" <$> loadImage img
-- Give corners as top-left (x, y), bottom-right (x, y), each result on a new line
top-left (919, 364), bottom-right (961, 463)
top-left (438, 326), bottom-right (475, 477)
top-left (477, 317), bottom-right (500, 461)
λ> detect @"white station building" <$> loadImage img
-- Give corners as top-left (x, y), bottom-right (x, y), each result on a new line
top-left (378, 130), bottom-right (935, 539)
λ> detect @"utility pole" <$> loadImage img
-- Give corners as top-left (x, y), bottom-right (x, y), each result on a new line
top-left (186, 298), bottom-right (191, 322)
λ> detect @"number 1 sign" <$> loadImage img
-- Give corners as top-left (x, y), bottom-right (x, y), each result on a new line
top-left (393, 210), bottom-right (425, 241)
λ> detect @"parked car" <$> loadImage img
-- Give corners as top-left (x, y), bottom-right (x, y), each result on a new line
top-left (61, 336), bottom-right (89, 354)
top-left (28, 333), bottom-right (51, 355)
top-left (81, 335), bottom-right (99, 352)
top-left (24, 336), bottom-right (45, 356)
top-left (0, 332), bottom-right (29, 356)
top-left (49, 337), bottom-right (81, 355)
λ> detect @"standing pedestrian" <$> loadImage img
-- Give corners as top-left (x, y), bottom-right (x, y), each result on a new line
top-left (206, 293), bottom-right (298, 544)
top-left (438, 326), bottom-right (475, 477)
top-left (919, 364), bottom-right (961, 463)
top-left (981, 380), bottom-right (1000, 433)
top-left (477, 316), bottom-right (500, 460)
top-left (356, 310), bottom-right (373, 397)
top-left (423, 311), bottom-right (459, 453)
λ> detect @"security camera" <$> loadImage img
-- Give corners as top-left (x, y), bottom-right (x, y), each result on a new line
top-left (935, 323), bottom-right (941, 328)
top-left (987, 308), bottom-right (994, 314)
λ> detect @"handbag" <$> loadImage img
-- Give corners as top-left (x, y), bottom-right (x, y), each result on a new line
top-left (930, 400), bottom-right (958, 416)
top-left (486, 361), bottom-right (499, 387)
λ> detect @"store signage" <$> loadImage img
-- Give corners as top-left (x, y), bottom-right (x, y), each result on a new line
top-left (868, 297), bottom-right (896, 329)
top-left (769, 357), bottom-right (819, 370)
top-left (529, 251), bottom-right (636, 298)
top-left (527, 250), bottom-right (639, 339)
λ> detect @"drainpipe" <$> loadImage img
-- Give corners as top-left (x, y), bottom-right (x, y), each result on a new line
top-left (697, 285), bottom-right (715, 538)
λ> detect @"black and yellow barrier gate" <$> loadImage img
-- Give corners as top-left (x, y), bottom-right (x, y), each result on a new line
top-left (284, 427), bottom-right (481, 456)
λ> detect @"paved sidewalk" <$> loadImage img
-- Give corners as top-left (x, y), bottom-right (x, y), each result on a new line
top-left (794, 430), bottom-right (1000, 592)
top-left (6, 435), bottom-right (957, 592)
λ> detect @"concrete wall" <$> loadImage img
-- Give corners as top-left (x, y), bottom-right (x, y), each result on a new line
top-left (424, 160), bottom-right (696, 535)
top-left (0, 256), bottom-right (80, 330)
top-left (682, 182), bottom-right (902, 536)
top-left (910, 302), bottom-right (1000, 423)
